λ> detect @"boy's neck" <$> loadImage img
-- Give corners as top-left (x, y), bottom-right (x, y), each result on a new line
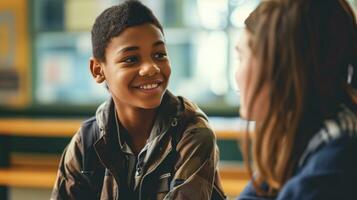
top-left (115, 105), bottom-right (156, 153)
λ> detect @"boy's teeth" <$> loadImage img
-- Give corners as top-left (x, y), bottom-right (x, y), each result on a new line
top-left (140, 83), bottom-right (158, 89)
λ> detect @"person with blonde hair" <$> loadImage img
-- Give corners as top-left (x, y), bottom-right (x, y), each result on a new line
top-left (234, 0), bottom-right (357, 199)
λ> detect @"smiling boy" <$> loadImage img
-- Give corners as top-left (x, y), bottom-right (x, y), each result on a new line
top-left (51, 1), bottom-right (225, 200)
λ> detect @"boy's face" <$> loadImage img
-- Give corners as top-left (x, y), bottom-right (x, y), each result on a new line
top-left (90, 23), bottom-right (171, 110)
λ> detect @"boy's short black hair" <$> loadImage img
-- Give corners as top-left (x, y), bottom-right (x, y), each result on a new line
top-left (91, 0), bottom-right (163, 62)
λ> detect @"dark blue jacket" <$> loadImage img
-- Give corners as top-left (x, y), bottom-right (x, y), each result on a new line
top-left (238, 106), bottom-right (357, 200)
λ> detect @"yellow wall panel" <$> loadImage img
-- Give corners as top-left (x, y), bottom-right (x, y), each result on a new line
top-left (0, 0), bottom-right (30, 107)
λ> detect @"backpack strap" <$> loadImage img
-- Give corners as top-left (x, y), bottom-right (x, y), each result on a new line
top-left (80, 117), bottom-right (100, 176)
top-left (79, 117), bottom-right (105, 196)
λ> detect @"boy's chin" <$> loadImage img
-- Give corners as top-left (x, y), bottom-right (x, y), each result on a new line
top-left (135, 97), bottom-right (164, 110)
top-left (139, 101), bottom-right (162, 110)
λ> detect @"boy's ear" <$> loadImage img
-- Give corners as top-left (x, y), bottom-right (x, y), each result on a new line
top-left (89, 57), bottom-right (105, 83)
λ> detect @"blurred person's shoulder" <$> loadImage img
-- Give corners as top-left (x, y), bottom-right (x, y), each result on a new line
top-left (277, 106), bottom-right (357, 200)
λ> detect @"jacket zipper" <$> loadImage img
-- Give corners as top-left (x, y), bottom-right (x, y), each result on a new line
top-left (138, 117), bottom-right (179, 200)
top-left (138, 137), bottom-right (173, 200)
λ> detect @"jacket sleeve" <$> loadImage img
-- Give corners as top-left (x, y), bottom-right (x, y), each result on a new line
top-left (163, 119), bottom-right (225, 200)
top-left (50, 130), bottom-right (95, 200)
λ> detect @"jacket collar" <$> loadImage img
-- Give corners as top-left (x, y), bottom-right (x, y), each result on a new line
top-left (149, 90), bottom-right (183, 141)
top-left (94, 90), bottom-right (182, 140)
top-left (95, 97), bottom-right (115, 138)
top-left (298, 105), bottom-right (357, 167)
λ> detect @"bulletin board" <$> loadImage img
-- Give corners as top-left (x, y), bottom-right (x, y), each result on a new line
top-left (0, 0), bottom-right (30, 108)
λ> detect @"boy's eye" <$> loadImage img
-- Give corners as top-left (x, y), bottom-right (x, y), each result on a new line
top-left (121, 56), bottom-right (139, 64)
top-left (153, 52), bottom-right (167, 60)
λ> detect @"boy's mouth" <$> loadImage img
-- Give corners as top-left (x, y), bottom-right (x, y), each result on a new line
top-left (139, 83), bottom-right (159, 90)
top-left (134, 80), bottom-right (164, 91)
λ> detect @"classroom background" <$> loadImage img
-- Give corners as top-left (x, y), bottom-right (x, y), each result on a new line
top-left (0, 0), bottom-right (356, 199)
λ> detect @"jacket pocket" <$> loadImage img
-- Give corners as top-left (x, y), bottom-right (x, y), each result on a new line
top-left (157, 173), bottom-right (171, 193)
top-left (155, 173), bottom-right (172, 200)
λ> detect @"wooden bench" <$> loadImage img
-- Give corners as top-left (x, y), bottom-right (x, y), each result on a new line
top-left (0, 118), bottom-right (250, 197)
top-left (0, 118), bottom-right (248, 139)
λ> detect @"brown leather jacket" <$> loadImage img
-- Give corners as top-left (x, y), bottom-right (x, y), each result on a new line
top-left (51, 91), bottom-right (226, 200)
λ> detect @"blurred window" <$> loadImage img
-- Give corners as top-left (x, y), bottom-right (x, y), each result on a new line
top-left (31, 0), bottom-right (357, 115)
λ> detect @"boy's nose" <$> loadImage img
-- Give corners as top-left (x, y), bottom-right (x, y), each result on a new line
top-left (139, 63), bottom-right (160, 77)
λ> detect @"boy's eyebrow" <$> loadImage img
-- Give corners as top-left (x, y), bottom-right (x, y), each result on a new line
top-left (116, 46), bottom-right (139, 54)
top-left (116, 40), bottom-right (165, 54)
top-left (153, 40), bottom-right (165, 47)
